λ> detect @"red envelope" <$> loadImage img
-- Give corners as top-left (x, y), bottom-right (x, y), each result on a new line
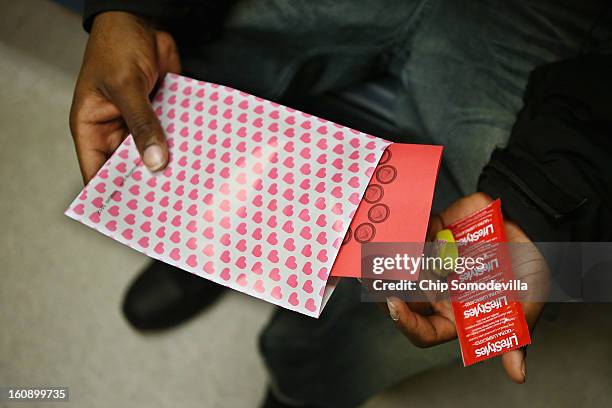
top-left (330, 143), bottom-right (442, 278)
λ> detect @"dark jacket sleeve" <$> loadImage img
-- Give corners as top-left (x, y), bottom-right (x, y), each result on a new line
top-left (83, 0), bottom-right (232, 41)
top-left (478, 54), bottom-right (612, 242)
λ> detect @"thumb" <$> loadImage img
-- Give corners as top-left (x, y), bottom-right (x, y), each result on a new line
top-left (109, 78), bottom-right (168, 171)
top-left (502, 348), bottom-right (526, 384)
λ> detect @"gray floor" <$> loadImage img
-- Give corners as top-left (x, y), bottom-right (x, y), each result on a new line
top-left (0, 1), bottom-right (611, 407)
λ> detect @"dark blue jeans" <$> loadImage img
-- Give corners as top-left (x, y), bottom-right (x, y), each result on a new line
top-left (181, 1), bottom-right (611, 406)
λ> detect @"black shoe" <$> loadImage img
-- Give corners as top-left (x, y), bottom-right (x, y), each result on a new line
top-left (260, 389), bottom-right (292, 408)
top-left (260, 388), bottom-right (320, 408)
top-left (122, 260), bottom-right (226, 331)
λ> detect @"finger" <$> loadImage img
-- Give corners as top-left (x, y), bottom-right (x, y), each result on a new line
top-left (108, 78), bottom-right (168, 171)
top-left (75, 125), bottom-right (128, 183)
top-left (69, 94), bottom-right (110, 184)
top-left (501, 301), bottom-right (540, 384)
top-left (501, 348), bottom-right (526, 384)
top-left (523, 301), bottom-right (545, 328)
top-left (76, 146), bottom-right (109, 184)
top-left (438, 193), bottom-right (493, 226)
top-left (426, 214), bottom-right (444, 242)
top-left (379, 300), bottom-right (432, 315)
top-left (155, 31), bottom-right (181, 76)
top-left (70, 106), bottom-right (127, 184)
top-left (386, 297), bottom-right (456, 347)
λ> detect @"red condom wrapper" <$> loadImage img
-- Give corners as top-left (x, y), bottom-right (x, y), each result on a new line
top-left (445, 199), bottom-right (531, 366)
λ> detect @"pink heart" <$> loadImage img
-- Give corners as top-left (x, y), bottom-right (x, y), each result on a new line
top-left (169, 248), bottom-right (181, 261)
top-left (202, 244), bottom-right (214, 257)
top-left (331, 203), bottom-right (343, 215)
top-left (220, 233), bottom-right (231, 246)
top-left (202, 227), bottom-right (214, 240)
top-left (123, 214), bottom-right (135, 225)
top-left (287, 274), bottom-right (298, 288)
top-left (301, 245), bottom-right (312, 257)
top-left (266, 215), bottom-right (277, 228)
top-left (220, 250), bottom-right (231, 263)
top-left (203, 261), bottom-right (214, 274)
top-left (271, 286), bottom-right (283, 300)
top-left (220, 268), bottom-right (231, 281)
top-left (288, 292), bottom-right (299, 306)
top-left (282, 189), bottom-right (294, 200)
top-left (300, 226), bottom-right (312, 240)
top-left (73, 204), bottom-right (84, 215)
top-left (332, 220), bottom-right (344, 232)
top-left (186, 237), bottom-right (197, 250)
top-left (299, 193), bottom-right (310, 205)
top-left (254, 280), bottom-right (265, 293)
top-left (89, 212), bottom-right (100, 223)
top-left (92, 197), bottom-right (104, 208)
top-left (251, 262), bottom-right (263, 275)
top-left (317, 267), bottom-right (329, 280)
top-left (220, 216), bottom-right (231, 229)
top-left (305, 298), bottom-right (317, 312)
top-left (235, 256), bottom-right (247, 269)
top-left (187, 204), bottom-right (198, 216)
top-left (267, 250), bottom-right (279, 263)
top-left (316, 214), bottom-right (327, 227)
top-left (127, 199), bottom-right (138, 210)
top-left (236, 239), bottom-right (247, 252)
top-left (282, 205), bottom-right (294, 217)
top-left (236, 273), bottom-right (248, 287)
top-left (269, 268), bottom-right (281, 281)
top-left (316, 232), bottom-right (327, 245)
top-left (94, 183), bottom-right (106, 193)
top-left (267, 200), bottom-right (277, 212)
top-left (282, 221), bottom-right (294, 234)
top-left (285, 256), bottom-right (297, 270)
top-left (302, 280), bottom-right (314, 294)
top-left (186, 255), bottom-right (197, 268)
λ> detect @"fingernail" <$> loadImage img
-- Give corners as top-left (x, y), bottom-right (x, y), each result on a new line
top-left (143, 145), bottom-right (165, 171)
top-left (386, 298), bottom-right (399, 321)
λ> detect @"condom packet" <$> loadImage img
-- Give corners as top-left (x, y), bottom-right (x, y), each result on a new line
top-left (444, 199), bottom-right (531, 366)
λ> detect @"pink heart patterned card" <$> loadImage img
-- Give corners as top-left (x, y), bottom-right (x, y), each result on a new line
top-left (65, 73), bottom-right (391, 317)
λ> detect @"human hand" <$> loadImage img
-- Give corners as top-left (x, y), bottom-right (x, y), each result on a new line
top-left (388, 193), bottom-right (548, 383)
top-left (69, 11), bottom-right (181, 183)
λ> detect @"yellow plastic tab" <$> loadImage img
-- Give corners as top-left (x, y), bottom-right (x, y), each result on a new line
top-left (433, 229), bottom-right (458, 277)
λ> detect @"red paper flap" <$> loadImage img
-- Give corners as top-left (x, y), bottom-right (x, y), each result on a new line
top-left (329, 143), bottom-right (442, 278)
